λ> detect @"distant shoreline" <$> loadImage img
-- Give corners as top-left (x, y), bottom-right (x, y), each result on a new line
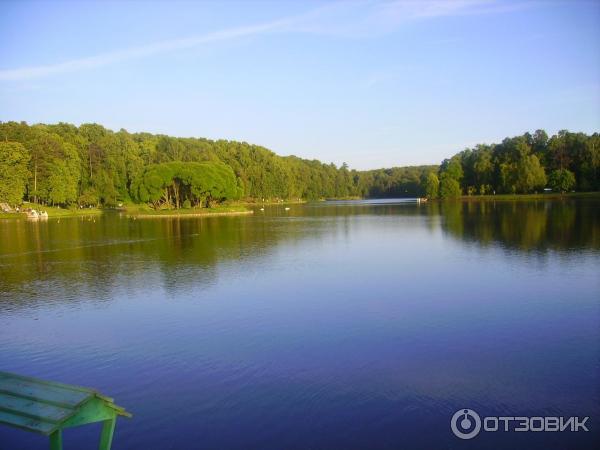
top-left (2, 192), bottom-right (599, 220)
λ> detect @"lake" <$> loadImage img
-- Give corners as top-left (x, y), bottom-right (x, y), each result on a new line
top-left (1, 198), bottom-right (599, 449)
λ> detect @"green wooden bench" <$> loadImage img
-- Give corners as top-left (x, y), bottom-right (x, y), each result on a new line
top-left (0, 371), bottom-right (131, 450)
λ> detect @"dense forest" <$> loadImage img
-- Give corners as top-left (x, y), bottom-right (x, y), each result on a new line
top-left (0, 121), bottom-right (598, 208)
top-left (427, 129), bottom-right (600, 199)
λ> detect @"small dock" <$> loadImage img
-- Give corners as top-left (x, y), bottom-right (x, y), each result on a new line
top-left (0, 371), bottom-right (131, 450)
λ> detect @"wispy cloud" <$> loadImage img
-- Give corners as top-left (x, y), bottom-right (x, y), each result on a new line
top-left (0, 1), bottom-right (527, 82)
top-left (288, 0), bottom-right (531, 37)
top-left (0, 19), bottom-right (292, 81)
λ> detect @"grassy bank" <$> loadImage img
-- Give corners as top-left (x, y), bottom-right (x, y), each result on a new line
top-left (124, 203), bottom-right (253, 218)
top-left (0, 203), bottom-right (103, 218)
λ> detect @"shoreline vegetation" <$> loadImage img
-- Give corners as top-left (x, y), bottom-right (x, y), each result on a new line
top-left (2, 192), bottom-right (598, 220)
top-left (0, 199), bottom-right (304, 219)
top-left (0, 191), bottom-right (600, 219)
top-left (0, 122), bottom-right (598, 213)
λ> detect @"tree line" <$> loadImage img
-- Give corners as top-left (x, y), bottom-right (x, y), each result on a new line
top-left (426, 130), bottom-right (599, 198)
top-left (0, 121), bottom-right (598, 208)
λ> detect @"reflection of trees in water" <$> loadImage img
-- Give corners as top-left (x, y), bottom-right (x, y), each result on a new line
top-left (1, 200), bottom-right (597, 309)
top-left (0, 213), bottom-right (333, 307)
top-left (435, 199), bottom-right (599, 252)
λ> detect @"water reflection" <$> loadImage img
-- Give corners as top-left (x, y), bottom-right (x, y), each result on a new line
top-left (1, 200), bottom-right (598, 309)
top-left (434, 199), bottom-right (599, 252)
top-left (0, 213), bottom-right (293, 307)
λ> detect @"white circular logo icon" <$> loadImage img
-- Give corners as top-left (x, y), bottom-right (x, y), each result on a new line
top-left (451, 408), bottom-right (481, 439)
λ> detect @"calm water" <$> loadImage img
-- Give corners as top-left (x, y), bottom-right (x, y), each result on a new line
top-left (1, 199), bottom-right (599, 449)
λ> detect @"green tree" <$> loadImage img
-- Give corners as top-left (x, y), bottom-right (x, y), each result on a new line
top-left (515, 154), bottom-right (546, 193)
top-left (472, 145), bottom-right (493, 193)
top-left (440, 156), bottom-right (463, 182)
top-left (440, 177), bottom-right (461, 198)
top-left (40, 142), bottom-right (80, 205)
top-left (425, 172), bottom-right (439, 199)
top-left (548, 169), bottom-right (576, 193)
top-left (78, 188), bottom-right (99, 207)
top-left (46, 160), bottom-right (75, 205)
top-left (439, 156), bottom-right (463, 198)
top-left (0, 141), bottom-right (30, 205)
top-left (496, 137), bottom-right (546, 193)
top-left (133, 161), bottom-right (241, 209)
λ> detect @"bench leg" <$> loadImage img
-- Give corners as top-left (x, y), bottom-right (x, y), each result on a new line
top-left (49, 429), bottom-right (63, 450)
top-left (99, 415), bottom-right (117, 450)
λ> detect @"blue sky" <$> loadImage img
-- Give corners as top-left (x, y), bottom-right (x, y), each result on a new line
top-left (1, 1), bottom-right (598, 169)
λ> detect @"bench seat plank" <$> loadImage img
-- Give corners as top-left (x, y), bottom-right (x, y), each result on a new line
top-left (0, 378), bottom-right (90, 409)
top-left (0, 392), bottom-right (74, 423)
top-left (0, 409), bottom-right (57, 434)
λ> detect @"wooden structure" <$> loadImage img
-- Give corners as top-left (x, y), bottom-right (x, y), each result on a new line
top-left (0, 371), bottom-right (131, 450)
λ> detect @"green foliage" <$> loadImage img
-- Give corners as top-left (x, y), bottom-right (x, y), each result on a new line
top-left (440, 177), bottom-right (462, 198)
top-left (46, 159), bottom-right (78, 205)
top-left (0, 121), bottom-right (597, 206)
top-left (516, 154), bottom-right (546, 193)
top-left (425, 172), bottom-right (439, 199)
top-left (440, 156), bottom-right (463, 182)
top-left (78, 188), bottom-right (99, 207)
top-left (472, 145), bottom-right (493, 189)
top-left (133, 161), bottom-right (241, 209)
top-left (548, 169), bottom-right (576, 193)
top-left (0, 141), bottom-right (29, 206)
top-left (439, 155), bottom-right (463, 198)
top-left (0, 121), bottom-right (439, 205)
top-left (358, 165), bottom-right (436, 198)
top-left (444, 130), bottom-right (598, 195)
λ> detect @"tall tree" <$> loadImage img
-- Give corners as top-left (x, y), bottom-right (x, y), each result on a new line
top-left (425, 172), bottom-right (439, 199)
top-left (0, 142), bottom-right (29, 206)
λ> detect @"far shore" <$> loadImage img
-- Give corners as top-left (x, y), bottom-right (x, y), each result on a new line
top-left (2, 192), bottom-right (599, 220)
